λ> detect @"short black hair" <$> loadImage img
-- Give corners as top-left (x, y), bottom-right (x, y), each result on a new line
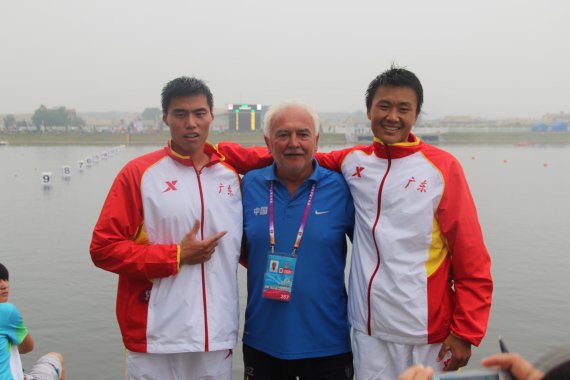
top-left (544, 360), bottom-right (570, 380)
top-left (539, 347), bottom-right (570, 380)
top-left (161, 77), bottom-right (214, 114)
top-left (0, 263), bottom-right (8, 281)
top-left (365, 64), bottom-right (424, 116)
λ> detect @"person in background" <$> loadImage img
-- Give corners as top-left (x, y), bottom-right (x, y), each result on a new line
top-left (240, 101), bottom-right (355, 379)
top-left (317, 65), bottom-right (493, 379)
top-left (89, 76), bottom-right (269, 380)
top-left (0, 263), bottom-right (65, 380)
top-left (398, 351), bottom-right (570, 380)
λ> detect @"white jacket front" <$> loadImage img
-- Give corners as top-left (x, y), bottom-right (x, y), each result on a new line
top-left (90, 143), bottom-right (253, 353)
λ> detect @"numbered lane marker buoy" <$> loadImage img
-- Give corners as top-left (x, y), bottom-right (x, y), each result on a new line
top-left (41, 172), bottom-right (53, 186)
top-left (62, 165), bottom-right (72, 179)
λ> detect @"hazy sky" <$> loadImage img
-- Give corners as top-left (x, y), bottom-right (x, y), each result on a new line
top-left (1, 0), bottom-right (569, 119)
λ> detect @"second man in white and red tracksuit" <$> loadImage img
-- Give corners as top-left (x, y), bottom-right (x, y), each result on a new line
top-left (317, 66), bottom-right (493, 380)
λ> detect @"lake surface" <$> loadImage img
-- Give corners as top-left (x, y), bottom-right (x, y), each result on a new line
top-left (1, 143), bottom-right (569, 379)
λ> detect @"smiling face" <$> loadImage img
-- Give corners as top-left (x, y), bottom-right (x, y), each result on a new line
top-left (367, 85), bottom-right (418, 145)
top-left (0, 279), bottom-right (9, 303)
top-left (162, 95), bottom-right (214, 157)
top-left (264, 106), bottom-right (319, 182)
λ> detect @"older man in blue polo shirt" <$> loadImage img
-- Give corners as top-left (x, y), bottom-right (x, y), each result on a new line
top-left (240, 101), bottom-right (355, 379)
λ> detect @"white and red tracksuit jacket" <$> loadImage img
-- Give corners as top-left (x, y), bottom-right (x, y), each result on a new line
top-left (90, 141), bottom-right (269, 353)
top-left (318, 134), bottom-right (492, 346)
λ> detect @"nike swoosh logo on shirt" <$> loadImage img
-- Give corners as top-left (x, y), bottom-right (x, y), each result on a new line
top-left (315, 210), bottom-right (329, 215)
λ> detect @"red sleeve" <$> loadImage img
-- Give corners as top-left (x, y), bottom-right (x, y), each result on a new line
top-left (89, 160), bottom-right (179, 279)
top-left (215, 142), bottom-right (273, 174)
top-left (315, 147), bottom-right (357, 172)
top-left (435, 155), bottom-right (493, 346)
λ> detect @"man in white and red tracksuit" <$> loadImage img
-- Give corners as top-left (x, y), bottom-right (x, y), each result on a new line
top-left (89, 77), bottom-right (269, 380)
top-left (317, 65), bottom-right (493, 379)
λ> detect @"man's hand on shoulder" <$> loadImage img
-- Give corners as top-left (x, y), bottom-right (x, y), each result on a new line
top-left (438, 332), bottom-right (472, 371)
top-left (179, 221), bottom-right (227, 265)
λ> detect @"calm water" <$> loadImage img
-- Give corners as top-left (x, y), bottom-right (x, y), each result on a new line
top-left (1, 143), bottom-right (569, 379)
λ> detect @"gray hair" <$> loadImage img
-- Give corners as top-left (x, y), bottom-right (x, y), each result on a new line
top-left (263, 100), bottom-right (319, 137)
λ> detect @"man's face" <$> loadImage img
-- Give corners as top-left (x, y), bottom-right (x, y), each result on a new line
top-left (163, 95), bottom-right (213, 156)
top-left (0, 279), bottom-right (9, 303)
top-left (367, 85), bottom-right (418, 145)
top-left (265, 107), bottom-right (319, 180)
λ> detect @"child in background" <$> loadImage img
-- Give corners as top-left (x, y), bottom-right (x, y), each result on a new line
top-left (0, 263), bottom-right (65, 380)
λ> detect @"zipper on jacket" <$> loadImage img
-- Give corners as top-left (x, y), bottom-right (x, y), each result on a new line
top-left (195, 168), bottom-right (209, 352)
top-left (367, 144), bottom-right (392, 335)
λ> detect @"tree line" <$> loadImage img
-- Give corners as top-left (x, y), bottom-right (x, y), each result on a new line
top-left (31, 105), bottom-right (86, 128)
top-left (2, 106), bottom-right (162, 130)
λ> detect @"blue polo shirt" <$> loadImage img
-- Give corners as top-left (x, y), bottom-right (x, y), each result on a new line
top-left (242, 161), bottom-right (354, 359)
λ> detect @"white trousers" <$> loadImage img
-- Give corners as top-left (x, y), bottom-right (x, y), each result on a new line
top-left (126, 350), bottom-right (233, 380)
top-left (353, 329), bottom-right (449, 380)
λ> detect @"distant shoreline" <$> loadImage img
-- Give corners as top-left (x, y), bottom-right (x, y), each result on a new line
top-left (1, 131), bottom-right (570, 146)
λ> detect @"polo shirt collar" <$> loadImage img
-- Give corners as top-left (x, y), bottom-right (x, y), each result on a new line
top-left (262, 159), bottom-right (321, 184)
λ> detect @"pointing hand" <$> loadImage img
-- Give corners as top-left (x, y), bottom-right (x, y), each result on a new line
top-left (179, 221), bottom-right (227, 265)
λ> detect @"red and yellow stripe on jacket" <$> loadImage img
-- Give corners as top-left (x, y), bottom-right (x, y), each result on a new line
top-left (89, 142), bottom-right (270, 353)
top-left (317, 133), bottom-right (492, 346)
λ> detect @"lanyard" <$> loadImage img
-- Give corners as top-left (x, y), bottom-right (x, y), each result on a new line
top-left (269, 181), bottom-right (316, 256)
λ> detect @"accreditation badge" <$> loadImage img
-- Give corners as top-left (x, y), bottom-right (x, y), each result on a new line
top-left (262, 252), bottom-right (297, 302)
